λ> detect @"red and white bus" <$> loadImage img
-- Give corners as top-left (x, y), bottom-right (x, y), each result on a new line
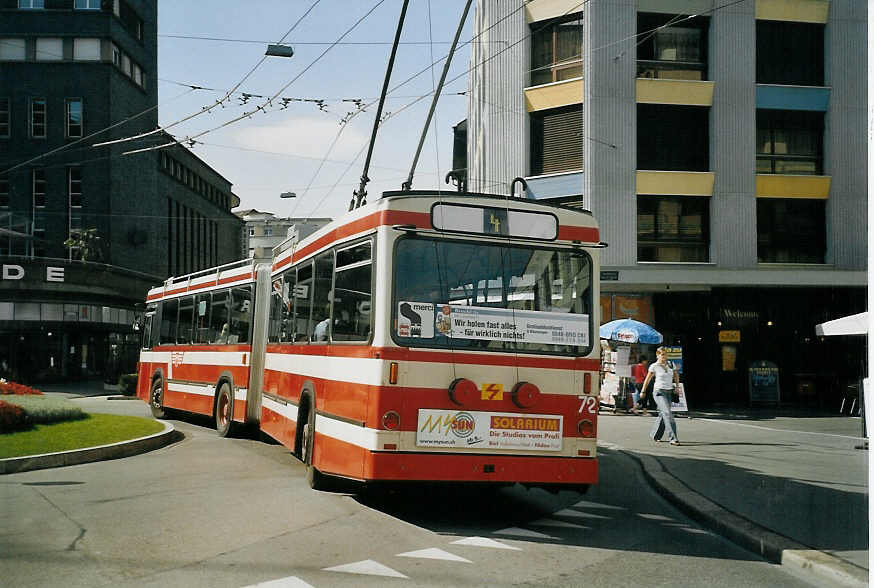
top-left (137, 190), bottom-right (602, 491)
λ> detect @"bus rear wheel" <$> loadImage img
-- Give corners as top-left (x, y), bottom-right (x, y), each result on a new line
top-left (302, 406), bottom-right (327, 490)
top-left (150, 378), bottom-right (165, 419)
top-left (215, 382), bottom-right (235, 438)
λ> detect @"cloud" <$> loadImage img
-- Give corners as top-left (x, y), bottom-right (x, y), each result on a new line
top-left (231, 116), bottom-right (367, 162)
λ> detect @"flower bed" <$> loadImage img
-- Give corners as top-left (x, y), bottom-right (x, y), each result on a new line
top-left (0, 380), bottom-right (43, 396)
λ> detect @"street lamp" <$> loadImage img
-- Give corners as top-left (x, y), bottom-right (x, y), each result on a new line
top-left (265, 44), bottom-right (294, 58)
top-left (280, 192), bottom-right (296, 199)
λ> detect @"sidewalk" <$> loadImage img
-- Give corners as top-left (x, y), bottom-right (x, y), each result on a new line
top-left (599, 408), bottom-right (868, 587)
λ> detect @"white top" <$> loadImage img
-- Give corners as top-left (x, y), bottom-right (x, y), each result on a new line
top-left (648, 361), bottom-right (675, 390)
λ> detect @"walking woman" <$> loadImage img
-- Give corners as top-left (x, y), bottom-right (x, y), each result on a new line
top-left (641, 346), bottom-right (680, 445)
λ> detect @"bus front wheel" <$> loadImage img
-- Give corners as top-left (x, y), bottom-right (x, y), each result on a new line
top-left (150, 378), bottom-right (165, 419)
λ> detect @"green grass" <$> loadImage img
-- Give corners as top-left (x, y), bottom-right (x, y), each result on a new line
top-left (0, 413), bottom-right (165, 459)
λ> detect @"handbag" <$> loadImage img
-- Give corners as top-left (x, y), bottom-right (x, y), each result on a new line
top-left (671, 384), bottom-right (680, 404)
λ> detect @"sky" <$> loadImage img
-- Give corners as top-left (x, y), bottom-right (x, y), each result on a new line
top-left (156, 0), bottom-right (474, 221)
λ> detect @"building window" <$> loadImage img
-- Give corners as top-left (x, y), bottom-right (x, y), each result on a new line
top-left (637, 195), bottom-right (710, 262)
top-left (757, 21), bottom-right (824, 86)
top-left (0, 38), bottom-right (26, 61)
top-left (756, 110), bottom-right (823, 175)
top-left (132, 63), bottom-right (143, 87)
top-left (65, 99), bottom-right (83, 139)
top-left (68, 168), bottom-right (83, 258)
top-left (121, 53), bottom-right (131, 76)
top-left (35, 38), bottom-right (63, 61)
top-left (0, 98), bottom-right (9, 137)
top-left (73, 38), bottom-right (101, 61)
top-left (530, 14), bottom-right (583, 86)
top-left (637, 13), bottom-right (709, 80)
top-left (0, 177), bottom-right (8, 207)
top-left (530, 104), bottom-right (583, 175)
top-left (113, 0), bottom-right (120, 16)
top-left (111, 43), bottom-right (121, 67)
top-left (18, 0), bottom-right (44, 8)
top-left (248, 227), bottom-right (255, 237)
top-left (757, 198), bottom-right (825, 263)
top-left (32, 169), bottom-right (46, 208)
top-left (637, 104), bottom-right (709, 171)
top-left (264, 227), bottom-right (273, 237)
top-left (75, 0), bottom-right (101, 9)
top-left (30, 98), bottom-right (46, 138)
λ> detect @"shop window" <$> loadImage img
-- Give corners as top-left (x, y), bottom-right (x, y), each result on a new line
top-left (66, 99), bottom-right (83, 138)
top-left (637, 104), bottom-right (709, 171)
top-left (637, 195), bottom-right (710, 262)
top-left (756, 20), bottom-right (823, 86)
top-left (756, 110), bottom-right (823, 175)
top-left (530, 104), bottom-right (583, 176)
top-left (530, 14), bottom-right (583, 86)
top-left (637, 13), bottom-right (709, 80)
top-left (0, 98), bottom-right (9, 137)
top-left (757, 198), bottom-right (825, 263)
top-left (30, 98), bottom-right (46, 139)
top-left (35, 38), bottom-right (63, 61)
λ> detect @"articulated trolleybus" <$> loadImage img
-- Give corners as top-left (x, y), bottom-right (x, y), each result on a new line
top-left (137, 190), bottom-right (602, 491)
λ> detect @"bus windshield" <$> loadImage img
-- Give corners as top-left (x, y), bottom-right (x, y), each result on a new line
top-left (393, 236), bottom-right (593, 355)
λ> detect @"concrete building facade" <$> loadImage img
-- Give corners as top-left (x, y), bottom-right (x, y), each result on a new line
top-left (467, 0), bottom-right (866, 405)
top-left (0, 0), bottom-right (242, 384)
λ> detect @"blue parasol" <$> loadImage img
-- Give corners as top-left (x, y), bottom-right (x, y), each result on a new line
top-left (599, 318), bottom-right (663, 344)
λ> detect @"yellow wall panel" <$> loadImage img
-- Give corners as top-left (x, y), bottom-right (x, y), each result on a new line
top-left (636, 171), bottom-right (715, 196)
top-left (636, 79), bottom-right (714, 106)
top-left (756, 0), bottom-right (829, 23)
top-left (755, 175), bottom-right (831, 198)
top-left (525, 78), bottom-right (583, 112)
top-left (525, 0), bottom-right (584, 23)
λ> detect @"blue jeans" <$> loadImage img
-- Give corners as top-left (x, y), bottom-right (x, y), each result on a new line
top-left (650, 389), bottom-right (678, 441)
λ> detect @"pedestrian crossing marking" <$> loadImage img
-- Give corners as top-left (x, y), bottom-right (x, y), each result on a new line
top-left (243, 577), bottom-right (314, 588)
top-left (451, 536), bottom-right (522, 550)
top-left (322, 559), bottom-right (408, 578)
top-left (529, 518), bottom-right (587, 529)
top-left (493, 527), bottom-right (558, 539)
top-left (396, 548), bottom-right (472, 562)
top-left (555, 508), bottom-right (611, 519)
top-left (573, 499), bottom-right (625, 510)
top-left (637, 513), bottom-right (674, 521)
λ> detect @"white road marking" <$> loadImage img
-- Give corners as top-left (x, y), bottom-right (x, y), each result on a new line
top-left (493, 527), bottom-right (558, 539)
top-left (698, 418), bottom-right (864, 441)
top-left (451, 537), bottom-right (522, 550)
top-left (573, 500), bottom-right (625, 510)
top-left (242, 577), bottom-right (314, 588)
top-left (555, 507), bottom-right (614, 518)
top-left (396, 548), bottom-right (472, 562)
top-left (322, 559), bottom-right (408, 578)
top-left (637, 513), bottom-right (675, 521)
top-left (529, 518), bottom-right (587, 529)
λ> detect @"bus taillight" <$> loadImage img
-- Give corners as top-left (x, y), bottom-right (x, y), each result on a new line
top-left (511, 382), bottom-right (540, 408)
top-left (382, 411), bottom-right (400, 431)
top-left (449, 378), bottom-right (477, 406)
top-left (578, 419), bottom-right (596, 438)
top-left (389, 362), bottom-right (398, 384)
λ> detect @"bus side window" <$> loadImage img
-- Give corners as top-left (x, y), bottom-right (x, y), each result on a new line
top-left (209, 290), bottom-right (230, 344)
top-left (177, 296), bottom-right (195, 344)
top-left (310, 251), bottom-right (334, 342)
top-left (282, 269), bottom-right (296, 343)
top-left (268, 276), bottom-right (284, 343)
top-left (160, 298), bottom-right (179, 345)
top-left (142, 310), bottom-right (155, 350)
top-left (230, 286), bottom-right (252, 344)
top-left (194, 293), bottom-right (211, 344)
top-left (333, 241), bottom-right (372, 342)
top-left (294, 262), bottom-right (313, 343)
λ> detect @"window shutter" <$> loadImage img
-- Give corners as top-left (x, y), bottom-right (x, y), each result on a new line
top-left (531, 105), bottom-right (583, 176)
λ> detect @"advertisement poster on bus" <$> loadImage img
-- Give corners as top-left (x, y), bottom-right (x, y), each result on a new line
top-left (446, 305), bottom-right (589, 346)
top-left (416, 409), bottom-right (563, 452)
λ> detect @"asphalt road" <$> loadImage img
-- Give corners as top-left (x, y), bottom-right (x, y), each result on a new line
top-left (0, 406), bottom-right (826, 587)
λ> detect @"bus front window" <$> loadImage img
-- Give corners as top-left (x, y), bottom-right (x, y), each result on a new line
top-left (393, 237), bottom-right (593, 355)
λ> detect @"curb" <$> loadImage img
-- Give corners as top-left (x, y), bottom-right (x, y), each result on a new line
top-left (627, 450), bottom-right (868, 588)
top-left (0, 420), bottom-right (181, 475)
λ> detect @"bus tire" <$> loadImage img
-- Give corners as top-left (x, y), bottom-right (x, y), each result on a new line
top-left (215, 382), bottom-right (235, 438)
top-left (150, 378), bottom-right (165, 419)
top-left (302, 406), bottom-right (327, 490)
